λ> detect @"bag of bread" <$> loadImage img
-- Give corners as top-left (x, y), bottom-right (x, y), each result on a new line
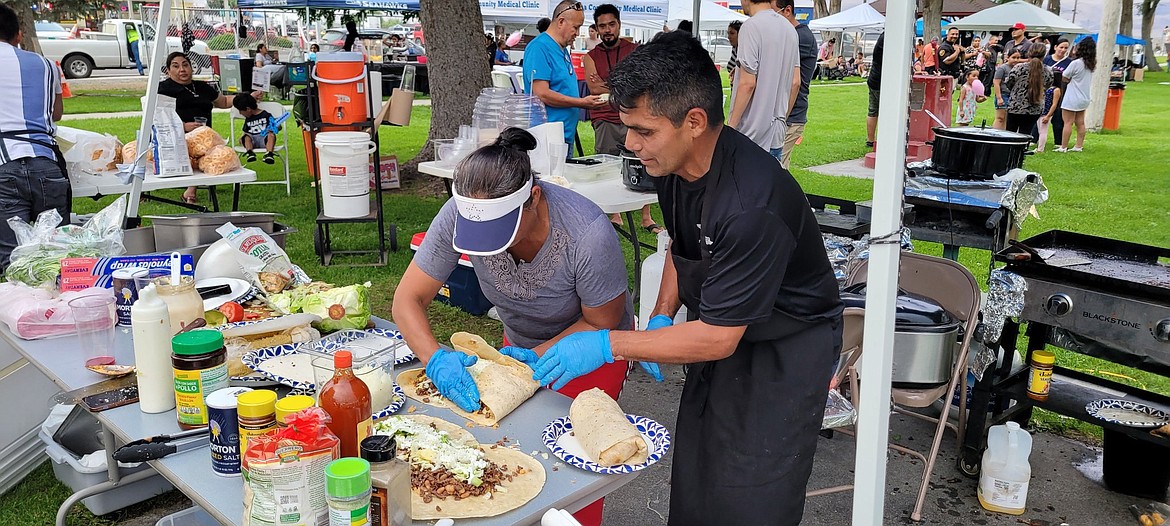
top-left (106, 141), bottom-right (123, 172)
top-left (185, 126), bottom-right (226, 157)
top-left (242, 407), bottom-right (339, 526)
top-left (198, 145), bottom-right (241, 175)
top-left (215, 221), bottom-right (309, 294)
top-left (55, 126), bottom-right (120, 173)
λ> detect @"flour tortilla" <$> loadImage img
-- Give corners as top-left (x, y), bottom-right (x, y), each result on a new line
top-left (412, 446), bottom-right (546, 520)
top-left (399, 414), bottom-right (476, 445)
top-left (569, 387), bottom-right (648, 467)
top-left (398, 362), bottom-right (537, 426)
top-left (450, 331), bottom-right (534, 377)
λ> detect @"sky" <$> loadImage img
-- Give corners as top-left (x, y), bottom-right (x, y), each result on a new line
top-left (838, 0), bottom-right (1170, 40)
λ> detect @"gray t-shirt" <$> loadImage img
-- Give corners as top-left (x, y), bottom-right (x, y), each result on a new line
top-left (731, 10), bottom-right (800, 150)
top-left (414, 181), bottom-right (634, 349)
top-left (789, 23), bottom-right (817, 125)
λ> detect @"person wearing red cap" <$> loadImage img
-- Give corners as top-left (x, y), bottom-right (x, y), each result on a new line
top-left (1004, 22), bottom-right (1032, 66)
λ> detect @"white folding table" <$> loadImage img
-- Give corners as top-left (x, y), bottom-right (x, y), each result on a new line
top-left (71, 168), bottom-right (257, 215)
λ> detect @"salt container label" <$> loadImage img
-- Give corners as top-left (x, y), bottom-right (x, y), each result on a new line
top-left (209, 404), bottom-right (242, 476)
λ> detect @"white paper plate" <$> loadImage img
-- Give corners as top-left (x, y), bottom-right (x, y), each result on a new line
top-left (197, 277), bottom-right (255, 311)
top-left (542, 414), bottom-right (671, 474)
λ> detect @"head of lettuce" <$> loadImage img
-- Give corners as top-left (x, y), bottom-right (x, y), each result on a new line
top-left (271, 282), bottom-right (372, 332)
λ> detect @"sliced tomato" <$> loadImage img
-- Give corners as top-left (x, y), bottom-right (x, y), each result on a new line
top-left (218, 301), bottom-right (245, 323)
top-left (328, 304), bottom-right (346, 320)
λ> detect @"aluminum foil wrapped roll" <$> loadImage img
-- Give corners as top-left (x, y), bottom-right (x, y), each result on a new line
top-left (998, 169), bottom-right (1049, 227)
top-left (822, 390), bottom-right (857, 430)
top-left (983, 269), bottom-right (1027, 344)
top-left (822, 234), bottom-right (856, 286)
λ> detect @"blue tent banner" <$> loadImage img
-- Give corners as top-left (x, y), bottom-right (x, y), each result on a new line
top-left (1075, 33), bottom-right (1145, 46)
top-left (238, 0), bottom-right (421, 10)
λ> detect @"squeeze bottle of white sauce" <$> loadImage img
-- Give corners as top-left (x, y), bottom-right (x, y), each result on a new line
top-left (132, 284), bottom-right (177, 413)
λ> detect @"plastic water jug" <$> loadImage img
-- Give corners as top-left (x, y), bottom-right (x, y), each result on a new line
top-left (978, 421), bottom-right (1033, 515)
top-left (638, 230), bottom-right (688, 329)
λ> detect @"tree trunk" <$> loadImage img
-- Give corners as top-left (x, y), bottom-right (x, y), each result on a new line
top-left (1, 1), bottom-right (42, 54)
top-left (829, 0), bottom-right (842, 15)
top-left (402, 0), bottom-right (490, 184)
top-left (1047, 0), bottom-right (1061, 15)
top-left (1121, 0), bottom-right (1134, 37)
top-left (1087, 0), bottom-right (1122, 131)
top-left (1141, 0), bottom-right (1163, 72)
top-left (813, 0), bottom-right (828, 19)
top-left (1027, 0), bottom-right (1042, 5)
top-left (922, 0), bottom-right (944, 46)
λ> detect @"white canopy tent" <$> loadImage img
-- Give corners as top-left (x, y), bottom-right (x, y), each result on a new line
top-left (808, 3), bottom-right (885, 32)
top-left (949, 0), bottom-right (1089, 33)
top-left (624, 0), bottom-right (747, 32)
top-left (481, 0), bottom-right (669, 23)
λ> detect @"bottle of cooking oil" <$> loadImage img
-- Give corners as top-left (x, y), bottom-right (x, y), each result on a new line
top-left (978, 421), bottom-right (1033, 515)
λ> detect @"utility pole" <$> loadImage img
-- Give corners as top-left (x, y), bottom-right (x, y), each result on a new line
top-left (1071, 0), bottom-right (1079, 22)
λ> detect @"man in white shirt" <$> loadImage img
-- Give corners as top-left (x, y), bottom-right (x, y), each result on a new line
top-left (727, 0), bottom-right (800, 160)
top-left (0, 4), bottom-right (69, 270)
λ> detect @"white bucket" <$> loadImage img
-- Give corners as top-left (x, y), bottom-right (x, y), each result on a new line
top-left (315, 131), bottom-right (376, 218)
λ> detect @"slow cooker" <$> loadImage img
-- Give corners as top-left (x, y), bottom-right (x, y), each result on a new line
top-left (619, 147), bottom-right (656, 192)
top-left (842, 285), bottom-right (961, 388)
top-left (930, 126), bottom-right (1031, 180)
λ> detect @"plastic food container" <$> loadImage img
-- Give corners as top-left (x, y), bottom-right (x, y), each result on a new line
top-left (305, 331), bottom-right (404, 411)
top-left (562, 154), bottom-right (623, 183)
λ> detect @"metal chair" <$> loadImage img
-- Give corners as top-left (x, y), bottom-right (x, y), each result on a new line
top-left (844, 251), bottom-right (982, 522)
top-left (807, 307), bottom-right (866, 497)
top-left (229, 101), bottom-right (291, 196)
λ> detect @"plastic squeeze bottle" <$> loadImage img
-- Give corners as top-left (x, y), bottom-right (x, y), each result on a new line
top-left (319, 350), bottom-right (373, 458)
top-left (361, 435), bottom-right (411, 526)
top-left (978, 421), bottom-right (1033, 515)
top-left (132, 284), bottom-right (176, 414)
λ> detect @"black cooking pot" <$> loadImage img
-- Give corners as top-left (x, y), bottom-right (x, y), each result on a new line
top-left (930, 126), bottom-right (1031, 180)
top-left (619, 147), bottom-right (656, 192)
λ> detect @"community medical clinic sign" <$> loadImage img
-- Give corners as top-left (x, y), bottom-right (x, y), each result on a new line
top-left (479, 0), bottom-right (551, 19)
top-left (581, 0), bottom-right (667, 20)
top-left (480, 0), bottom-right (666, 20)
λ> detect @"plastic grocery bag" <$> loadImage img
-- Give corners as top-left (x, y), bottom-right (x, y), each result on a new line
top-left (215, 222), bottom-right (309, 294)
top-left (4, 196), bottom-right (127, 289)
top-left (55, 126), bottom-right (122, 174)
top-left (151, 95), bottom-right (193, 177)
top-left (243, 407), bottom-right (339, 526)
top-left (0, 284), bottom-right (111, 339)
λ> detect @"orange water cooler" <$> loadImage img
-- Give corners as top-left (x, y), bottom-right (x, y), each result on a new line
top-left (312, 52), bottom-right (369, 127)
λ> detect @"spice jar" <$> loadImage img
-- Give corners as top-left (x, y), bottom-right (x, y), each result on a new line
top-left (361, 435), bottom-right (411, 526)
top-left (1026, 350), bottom-right (1056, 402)
top-left (326, 458), bottom-right (372, 526)
top-left (152, 275), bottom-right (205, 334)
top-left (237, 390), bottom-right (278, 459)
top-left (172, 331), bottom-right (229, 429)
top-left (275, 395), bottom-right (316, 428)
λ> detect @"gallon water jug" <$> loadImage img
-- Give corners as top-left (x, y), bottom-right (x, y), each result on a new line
top-left (978, 421), bottom-right (1033, 515)
top-left (638, 230), bottom-right (688, 329)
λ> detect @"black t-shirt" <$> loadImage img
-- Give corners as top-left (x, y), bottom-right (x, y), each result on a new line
top-left (242, 110), bottom-right (273, 136)
top-left (653, 127), bottom-right (843, 327)
top-left (868, 32), bottom-right (885, 90)
top-left (939, 40), bottom-right (962, 77)
top-left (157, 79), bottom-right (219, 124)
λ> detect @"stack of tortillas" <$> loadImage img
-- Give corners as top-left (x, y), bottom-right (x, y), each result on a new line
top-left (569, 387), bottom-right (649, 466)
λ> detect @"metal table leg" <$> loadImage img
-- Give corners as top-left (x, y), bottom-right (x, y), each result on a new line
top-left (232, 183), bottom-right (242, 211)
top-left (55, 423), bottom-right (156, 526)
top-left (942, 244), bottom-right (961, 261)
top-left (624, 211), bottom-right (642, 304)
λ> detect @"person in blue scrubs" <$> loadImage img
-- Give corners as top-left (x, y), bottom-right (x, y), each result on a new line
top-left (524, 0), bottom-right (606, 147)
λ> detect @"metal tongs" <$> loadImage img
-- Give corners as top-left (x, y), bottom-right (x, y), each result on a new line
top-left (114, 428), bottom-right (209, 463)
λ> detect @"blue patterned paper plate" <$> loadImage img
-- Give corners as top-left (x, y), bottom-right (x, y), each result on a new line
top-left (373, 383), bottom-right (407, 420)
top-left (542, 414), bottom-right (671, 474)
top-left (241, 343), bottom-right (311, 388)
top-left (1086, 399), bottom-right (1170, 428)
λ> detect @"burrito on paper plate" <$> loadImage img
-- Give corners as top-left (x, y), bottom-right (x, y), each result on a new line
top-left (570, 387), bottom-right (649, 466)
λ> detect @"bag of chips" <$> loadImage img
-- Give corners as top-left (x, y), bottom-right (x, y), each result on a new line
top-left (185, 126), bottom-right (226, 157)
top-left (242, 408), bottom-right (339, 526)
top-left (198, 145), bottom-right (241, 175)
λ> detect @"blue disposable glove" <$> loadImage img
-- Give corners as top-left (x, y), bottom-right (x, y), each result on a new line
top-left (425, 348), bottom-right (481, 413)
top-left (638, 315), bottom-right (672, 381)
top-left (499, 346), bottom-right (539, 370)
top-left (532, 330), bottom-right (614, 391)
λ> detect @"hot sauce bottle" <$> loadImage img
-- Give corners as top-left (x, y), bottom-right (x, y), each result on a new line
top-left (319, 350), bottom-right (373, 458)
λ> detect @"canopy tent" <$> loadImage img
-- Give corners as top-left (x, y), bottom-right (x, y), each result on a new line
top-left (1076, 33), bottom-right (1145, 45)
top-left (624, 0), bottom-right (747, 32)
top-left (808, 3), bottom-right (885, 32)
top-left (238, 0), bottom-right (420, 9)
top-left (949, 0), bottom-right (1089, 34)
top-left (915, 17), bottom-right (950, 37)
top-left (869, 0), bottom-right (995, 16)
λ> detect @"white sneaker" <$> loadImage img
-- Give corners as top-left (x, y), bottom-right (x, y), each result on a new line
top-left (1069, 147), bottom-right (1083, 152)
top-left (1054, 147), bottom-right (1068, 152)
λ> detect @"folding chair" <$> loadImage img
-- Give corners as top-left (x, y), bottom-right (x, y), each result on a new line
top-left (491, 71), bottom-right (516, 93)
top-left (229, 101), bottom-right (292, 196)
top-left (807, 307), bottom-right (866, 497)
top-left (845, 252), bottom-right (982, 522)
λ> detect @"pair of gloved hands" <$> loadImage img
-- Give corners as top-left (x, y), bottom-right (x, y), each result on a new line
top-left (427, 316), bottom-right (673, 409)
top-left (499, 314), bottom-right (672, 389)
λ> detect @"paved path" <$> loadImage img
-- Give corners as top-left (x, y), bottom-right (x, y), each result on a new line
top-left (60, 98), bottom-right (431, 121)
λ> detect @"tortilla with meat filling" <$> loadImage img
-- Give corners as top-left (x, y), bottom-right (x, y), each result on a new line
top-left (570, 387), bottom-right (649, 466)
top-left (397, 332), bottom-right (539, 425)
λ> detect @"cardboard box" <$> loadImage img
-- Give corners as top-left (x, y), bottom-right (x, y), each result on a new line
top-left (59, 255), bottom-right (194, 291)
top-left (370, 157), bottom-right (401, 190)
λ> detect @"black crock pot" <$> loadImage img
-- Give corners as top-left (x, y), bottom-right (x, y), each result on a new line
top-left (931, 126), bottom-right (1031, 180)
top-left (619, 147), bottom-right (656, 192)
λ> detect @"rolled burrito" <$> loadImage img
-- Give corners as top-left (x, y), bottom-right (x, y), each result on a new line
top-left (569, 388), bottom-right (648, 466)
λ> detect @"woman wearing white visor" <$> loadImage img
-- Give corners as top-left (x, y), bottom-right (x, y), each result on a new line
top-left (393, 127), bottom-right (641, 427)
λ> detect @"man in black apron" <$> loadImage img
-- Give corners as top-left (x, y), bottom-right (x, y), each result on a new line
top-left (0, 5), bottom-right (72, 271)
top-left (531, 32), bottom-right (843, 525)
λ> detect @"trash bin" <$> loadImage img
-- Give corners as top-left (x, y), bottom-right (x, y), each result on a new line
top-left (1104, 82), bottom-right (1126, 131)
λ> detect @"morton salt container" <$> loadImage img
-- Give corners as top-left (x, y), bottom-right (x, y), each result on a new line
top-left (206, 386), bottom-right (253, 477)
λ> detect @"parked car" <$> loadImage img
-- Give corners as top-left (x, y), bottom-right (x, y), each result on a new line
top-left (319, 28), bottom-right (391, 52)
top-left (703, 37), bottom-right (733, 66)
top-left (40, 19), bottom-right (211, 79)
top-left (35, 21), bottom-right (73, 40)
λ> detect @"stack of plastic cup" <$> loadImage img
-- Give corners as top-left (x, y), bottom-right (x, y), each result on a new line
top-left (472, 88), bottom-right (511, 146)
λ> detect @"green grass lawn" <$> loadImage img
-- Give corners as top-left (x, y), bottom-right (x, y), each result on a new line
top-left (3, 71), bottom-right (1169, 524)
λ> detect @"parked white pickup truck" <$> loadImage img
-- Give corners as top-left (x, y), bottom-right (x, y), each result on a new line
top-left (40, 19), bottom-right (210, 79)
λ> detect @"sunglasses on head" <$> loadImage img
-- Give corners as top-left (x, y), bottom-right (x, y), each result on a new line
top-left (552, 1), bottom-right (583, 20)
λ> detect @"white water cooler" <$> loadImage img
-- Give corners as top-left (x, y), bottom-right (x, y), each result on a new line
top-left (638, 230), bottom-right (688, 329)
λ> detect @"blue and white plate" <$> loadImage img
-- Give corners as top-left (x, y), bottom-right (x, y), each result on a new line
top-left (1086, 399), bottom-right (1170, 428)
top-left (311, 328), bottom-right (417, 367)
top-left (373, 383), bottom-right (407, 420)
top-left (242, 343), bottom-right (311, 388)
top-left (542, 414), bottom-right (671, 474)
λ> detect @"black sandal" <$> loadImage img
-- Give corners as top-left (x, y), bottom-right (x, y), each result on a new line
top-left (643, 223), bottom-right (664, 235)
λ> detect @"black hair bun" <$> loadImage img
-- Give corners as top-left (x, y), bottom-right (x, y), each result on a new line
top-left (495, 127), bottom-right (538, 152)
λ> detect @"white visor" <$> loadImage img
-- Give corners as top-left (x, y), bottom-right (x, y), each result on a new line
top-left (451, 178), bottom-right (532, 256)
